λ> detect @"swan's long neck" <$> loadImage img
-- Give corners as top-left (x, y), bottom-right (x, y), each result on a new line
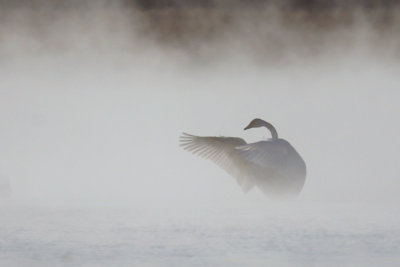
top-left (262, 121), bottom-right (278, 140)
top-left (244, 119), bottom-right (279, 139)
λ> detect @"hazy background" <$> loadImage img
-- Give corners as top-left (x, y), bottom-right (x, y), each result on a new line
top-left (1, 0), bottom-right (399, 206)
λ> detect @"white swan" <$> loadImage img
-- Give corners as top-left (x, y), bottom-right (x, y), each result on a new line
top-left (180, 118), bottom-right (306, 198)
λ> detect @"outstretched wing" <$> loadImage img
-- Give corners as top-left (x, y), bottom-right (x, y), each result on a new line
top-left (179, 133), bottom-right (254, 192)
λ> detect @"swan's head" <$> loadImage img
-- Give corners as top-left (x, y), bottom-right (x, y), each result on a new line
top-left (244, 118), bottom-right (268, 130)
top-left (244, 118), bottom-right (278, 139)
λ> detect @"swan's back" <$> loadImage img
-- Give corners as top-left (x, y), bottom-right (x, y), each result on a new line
top-left (237, 139), bottom-right (306, 197)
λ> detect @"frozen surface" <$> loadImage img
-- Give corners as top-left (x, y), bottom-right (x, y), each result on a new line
top-left (1, 202), bottom-right (400, 266)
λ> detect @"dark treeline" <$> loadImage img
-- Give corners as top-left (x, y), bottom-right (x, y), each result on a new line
top-left (133, 0), bottom-right (400, 9)
top-left (0, 0), bottom-right (399, 9)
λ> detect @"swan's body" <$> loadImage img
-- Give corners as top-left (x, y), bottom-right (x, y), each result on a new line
top-left (180, 119), bottom-right (306, 198)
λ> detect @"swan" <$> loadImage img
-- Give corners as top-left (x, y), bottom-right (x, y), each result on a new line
top-left (179, 118), bottom-right (306, 198)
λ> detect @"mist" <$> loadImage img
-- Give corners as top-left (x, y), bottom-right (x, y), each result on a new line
top-left (1, 1), bottom-right (400, 266)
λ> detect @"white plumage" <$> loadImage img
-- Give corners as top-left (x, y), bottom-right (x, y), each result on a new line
top-left (180, 118), bottom-right (306, 198)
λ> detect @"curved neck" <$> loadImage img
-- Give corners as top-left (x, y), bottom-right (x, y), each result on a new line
top-left (262, 121), bottom-right (278, 139)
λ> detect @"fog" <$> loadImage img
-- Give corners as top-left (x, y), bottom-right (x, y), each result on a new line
top-left (1, 1), bottom-right (400, 265)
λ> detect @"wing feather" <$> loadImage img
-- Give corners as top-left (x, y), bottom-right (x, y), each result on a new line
top-left (180, 132), bottom-right (254, 192)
